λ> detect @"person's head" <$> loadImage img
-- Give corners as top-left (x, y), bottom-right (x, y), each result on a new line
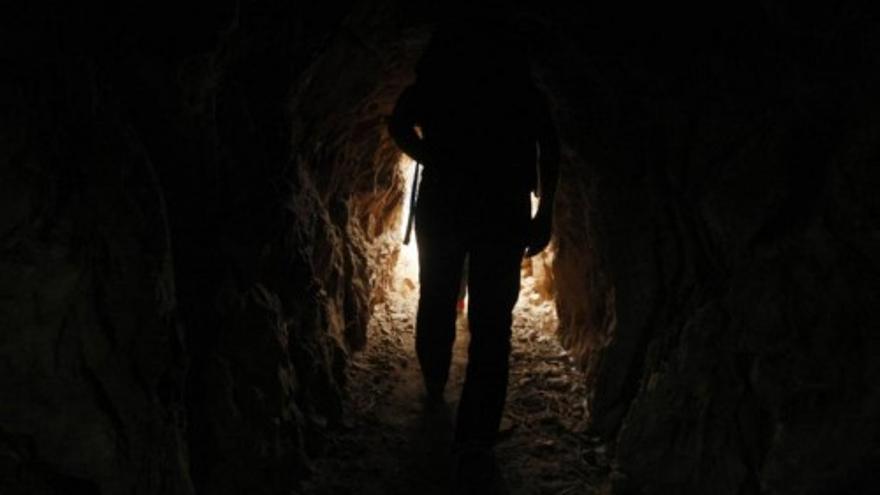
top-left (417, 5), bottom-right (530, 88)
top-left (436, 0), bottom-right (509, 25)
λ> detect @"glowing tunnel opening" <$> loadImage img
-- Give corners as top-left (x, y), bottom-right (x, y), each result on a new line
top-left (391, 155), bottom-right (557, 327)
top-left (393, 157), bottom-right (421, 298)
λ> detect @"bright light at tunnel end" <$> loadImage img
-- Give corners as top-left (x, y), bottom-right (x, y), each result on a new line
top-left (394, 157), bottom-right (421, 296)
top-left (391, 155), bottom-right (556, 323)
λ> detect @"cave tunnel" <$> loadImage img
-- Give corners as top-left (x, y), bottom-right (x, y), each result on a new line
top-left (1, 1), bottom-right (879, 494)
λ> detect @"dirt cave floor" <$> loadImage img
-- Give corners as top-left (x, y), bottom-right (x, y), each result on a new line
top-left (302, 265), bottom-right (610, 494)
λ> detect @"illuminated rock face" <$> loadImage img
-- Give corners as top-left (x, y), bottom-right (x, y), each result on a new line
top-left (0, 2), bottom-right (878, 495)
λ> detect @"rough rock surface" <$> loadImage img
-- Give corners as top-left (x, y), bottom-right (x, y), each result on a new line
top-left (0, 61), bottom-right (189, 493)
top-left (541, 4), bottom-right (880, 494)
top-left (0, 2), bottom-right (387, 494)
top-left (304, 263), bottom-right (608, 494)
top-left (1, 2), bottom-right (878, 495)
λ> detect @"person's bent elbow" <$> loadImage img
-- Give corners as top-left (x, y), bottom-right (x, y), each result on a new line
top-left (389, 86), bottom-right (428, 163)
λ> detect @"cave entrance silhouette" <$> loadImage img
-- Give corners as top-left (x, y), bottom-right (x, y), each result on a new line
top-left (392, 156), bottom-right (421, 300)
top-left (390, 154), bottom-right (558, 322)
top-left (307, 153), bottom-right (599, 493)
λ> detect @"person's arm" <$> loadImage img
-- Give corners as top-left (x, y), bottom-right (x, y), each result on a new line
top-left (525, 88), bottom-right (560, 257)
top-left (388, 84), bottom-right (431, 164)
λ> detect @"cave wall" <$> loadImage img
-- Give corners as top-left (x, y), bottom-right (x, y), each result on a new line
top-left (0, 2), bottom-right (422, 494)
top-left (0, 55), bottom-right (189, 493)
top-left (539, 4), bottom-right (880, 494)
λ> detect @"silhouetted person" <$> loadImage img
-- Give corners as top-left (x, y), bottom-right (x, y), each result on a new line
top-left (389, 11), bottom-right (559, 493)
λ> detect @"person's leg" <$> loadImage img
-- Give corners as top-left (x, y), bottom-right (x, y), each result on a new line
top-left (454, 241), bottom-right (522, 446)
top-left (415, 198), bottom-right (466, 400)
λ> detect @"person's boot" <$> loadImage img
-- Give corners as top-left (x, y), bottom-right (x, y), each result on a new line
top-left (451, 443), bottom-right (509, 495)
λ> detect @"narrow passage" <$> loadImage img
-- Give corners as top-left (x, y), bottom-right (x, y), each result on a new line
top-left (304, 253), bottom-right (609, 494)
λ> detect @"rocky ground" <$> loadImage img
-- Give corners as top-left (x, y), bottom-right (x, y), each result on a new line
top-left (301, 258), bottom-right (609, 494)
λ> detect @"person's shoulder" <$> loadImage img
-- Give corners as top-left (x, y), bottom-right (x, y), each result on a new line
top-left (528, 84), bottom-right (549, 103)
top-left (396, 83), bottom-right (423, 107)
top-left (405, 81), bottom-right (431, 99)
top-left (524, 84), bottom-right (550, 114)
